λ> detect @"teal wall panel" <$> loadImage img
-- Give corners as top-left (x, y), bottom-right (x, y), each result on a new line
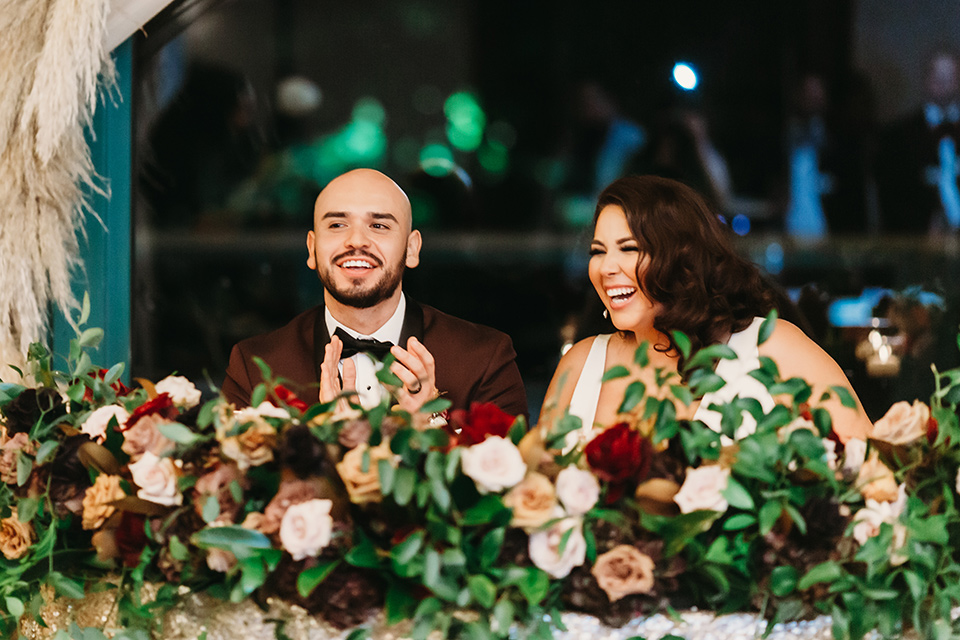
top-left (53, 40), bottom-right (132, 378)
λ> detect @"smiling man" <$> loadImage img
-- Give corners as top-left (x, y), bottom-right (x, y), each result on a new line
top-left (222, 169), bottom-right (528, 417)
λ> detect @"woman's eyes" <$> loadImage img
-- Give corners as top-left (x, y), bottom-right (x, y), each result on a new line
top-left (589, 245), bottom-right (639, 256)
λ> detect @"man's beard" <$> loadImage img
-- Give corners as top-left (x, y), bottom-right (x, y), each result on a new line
top-left (317, 253), bottom-right (405, 309)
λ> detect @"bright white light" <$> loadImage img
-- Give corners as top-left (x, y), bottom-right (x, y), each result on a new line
top-left (673, 63), bottom-right (698, 90)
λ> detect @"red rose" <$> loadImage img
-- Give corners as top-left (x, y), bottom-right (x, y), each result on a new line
top-left (450, 403), bottom-right (517, 446)
top-left (115, 511), bottom-right (149, 568)
top-left (585, 423), bottom-right (653, 501)
top-left (83, 369), bottom-right (133, 402)
top-left (124, 393), bottom-right (178, 431)
top-left (273, 384), bottom-right (309, 413)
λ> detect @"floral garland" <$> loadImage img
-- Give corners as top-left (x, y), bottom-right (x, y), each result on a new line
top-left (1, 309), bottom-right (960, 639)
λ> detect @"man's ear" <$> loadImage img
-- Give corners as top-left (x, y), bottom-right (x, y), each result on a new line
top-left (405, 230), bottom-right (422, 268)
top-left (306, 230), bottom-right (317, 269)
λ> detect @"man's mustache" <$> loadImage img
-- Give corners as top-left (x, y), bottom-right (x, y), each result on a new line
top-left (332, 250), bottom-right (383, 267)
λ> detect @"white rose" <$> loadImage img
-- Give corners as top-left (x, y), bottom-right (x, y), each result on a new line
top-left (80, 405), bottom-right (129, 444)
top-left (128, 452), bottom-right (182, 507)
top-left (870, 400), bottom-right (930, 445)
top-left (851, 489), bottom-right (906, 546)
top-left (674, 465), bottom-right (730, 514)
top-left (461, 436), bottom-right (527, 494)
top-left (154, 375), bottom-right (202, 410)
top-left (555, 466), bottom-right (600, 516)
top-left (250, 402), bottom-right (291, 420)
top-left (842, 438), bottom-right (867, 476)
top-left (279, 499), bottom-right (333, 561)
top-left (528, 516), bottom-right (587, 579)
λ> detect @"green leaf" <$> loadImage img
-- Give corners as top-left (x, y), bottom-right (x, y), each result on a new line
top-left (16, 453), bottom-right (32, 487)
top-left (385, 582), bottom-right (418, 625)
top-left (758, 500), bottom-right (782, 535)
top-left (72, 351), bottom-right (92, 379)
top-left (156, 422), bottom-right (202, 446)
top-left (393, 467), bottom-right (417, 507)
top-left (202, 495), bottom-right (221, 524)
top-left (618, 380), bottom-right (647, 413)
top-left (17, 497), bottom-right (39, 524)
top-left (5, 596), bottom-right (24, 619)
top-left (797, 561), bottom-right (843, 590)
top-left (249, 383), bottom-right (267, 409)
top-left (66, 382), bottom-right (86, 403)
top-left (721, 477), bottom-right (755, 511)
top-left (634, 341), bottom-right (651, 367)
top-left (103, 362), bottom-right (125, 386)
top-left (461, 495), bottom-right (509, 526)
top-left (378, 459), bottom-right (396, 495)
top-left (48, 572), bottom-right (85, 599)
top-left (35, 440), bottom-right (59, 465)
top-left (344, 629), bottom-right (369, 640)
top-left (601, 365), bottom-right (630, 382)
top-left (467, 574), bottom-right (497, 609)
top-left (297, 560), bottom-right (340, 597)
top-left (683, 344), bottom-right (738, 373)
top-left (168, 535), bottom-right (190, 562)
top-left (479, 528), bottom-right (505, 568)
top-left (758, 309), bottom-right (778, 345)
top-left (344, 539), bottom-right (381, 569)
top-left (671, 330), bottom-right (691, 361)
top-left (770, 565), bottom-right (798, 597)
top-left (391, 530), bottom-right (425, 566)
top-left (444, 448), bottom-right (461, 483)
top-left (669, 384), bottom-right (694, 407)
top-left (721, 513), bottom-right (756, 531)
top-left (78, 327), bottom-right (104, 348)
top-left (420, 397), bottom-right (452, 414)
top-left (828, 385), bottom-right (858, 409)
top-left (515, 568), bottom-right (550, 605)
top-left (192, 525), bottom-right (272, 551)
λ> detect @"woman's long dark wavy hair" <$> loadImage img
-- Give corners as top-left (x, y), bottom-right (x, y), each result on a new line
top-left (595, 175), bottom-right (776, 362)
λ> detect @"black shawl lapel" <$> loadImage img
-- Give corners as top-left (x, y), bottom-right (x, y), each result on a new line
top-left (313, 295), bottom-right (424, 383)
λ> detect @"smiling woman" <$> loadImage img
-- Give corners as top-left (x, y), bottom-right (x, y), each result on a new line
top-left (539, 175), bottom-right (872, 444)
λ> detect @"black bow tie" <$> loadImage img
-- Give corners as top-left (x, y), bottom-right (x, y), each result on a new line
top-left (334, 327), bottom-right (393, 360)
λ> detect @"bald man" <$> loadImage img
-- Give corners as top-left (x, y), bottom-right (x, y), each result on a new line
top-left (222, 169), bottom-right (528, 417)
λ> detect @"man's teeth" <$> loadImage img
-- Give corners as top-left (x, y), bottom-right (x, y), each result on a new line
top-left (606, 287), bottom-right (636, 299)
top-left (342, 260), bottom-right (373, 268)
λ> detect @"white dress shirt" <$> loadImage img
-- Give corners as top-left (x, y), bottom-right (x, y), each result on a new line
top-left (325, 296), bottom-right (406, 409)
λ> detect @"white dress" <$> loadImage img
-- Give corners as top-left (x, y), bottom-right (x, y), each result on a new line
top-left (567, 318), bottom-right (775, 442)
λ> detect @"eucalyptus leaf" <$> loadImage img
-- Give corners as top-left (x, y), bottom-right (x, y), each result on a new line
top-left (192, 525), bottom-right (272, 551)
top-left (4, 596), bottom-right (24, 619)
top-left (758, 309), bottom-right (778, 345)
top-left (16, 453), bottom-right (32, 487)
top-left (618, 380), bottom-right (647, 413)
top-left (35, 440), bottom-right (59, 465)
top-left (828, 385), bottom-right (858, 409)
top-left (601, 365), bottom-right (630, 382)
top-left (157, 422), bottom-right (202, 446)
top-left (79, 292), bottom-right (91, 326)
top-left (634, 340), bottom-right (651, 367)
top-left (722, 477), bottom-right (755, 511)
top-left (671, 331), bottom-right (692, 361)
top-left (78, 327), bottom-right (104, 348)
top-left (17, 497), bottom-right (38, 524)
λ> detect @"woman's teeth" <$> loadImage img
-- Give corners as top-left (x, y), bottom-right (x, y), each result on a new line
top-left (606, 287), bottom-right (636, 302)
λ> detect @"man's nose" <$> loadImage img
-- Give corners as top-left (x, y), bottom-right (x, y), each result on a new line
top-left (345, 225), bottom-right (371, 249)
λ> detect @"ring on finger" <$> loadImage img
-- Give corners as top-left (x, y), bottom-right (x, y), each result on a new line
top-left (407, 379), bottom-right (423, 395)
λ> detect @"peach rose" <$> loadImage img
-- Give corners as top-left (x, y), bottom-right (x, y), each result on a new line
top-left (335, 441), bottom-right (397, 504)
top-left (0, 433), bottom-right (35, 484)
top-left (82, 474), bottom-right (126, 530)
top-left (591, 545), bottom-right (656, 602)
top-left (870, 400), bottom-right (930, 446)
top-left (0, 516), bottom-right (34, 560)
top-left (129, 452), bottom-right (182, 507)
top-left (121, 414), bottom-right (175, 460)
top-left (220, 421), bottom-right (276, 471)
top-left (503, 472), bottom-right (558, 530)
top-left (857, 451), bottom-right (899, 503)
top-left (279, 499), bottom-right (333, 561)
top-left (262, 480), bottom-right (321, 534)
top-left (193, 462), bottom-right (245, 522)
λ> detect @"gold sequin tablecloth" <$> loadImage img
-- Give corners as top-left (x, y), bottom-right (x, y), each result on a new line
top-left (19, 586), bottom-right (850, 640)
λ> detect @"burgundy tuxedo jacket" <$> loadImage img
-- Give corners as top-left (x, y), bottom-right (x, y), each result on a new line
top-left (222, 298), bottom-right (528, 418)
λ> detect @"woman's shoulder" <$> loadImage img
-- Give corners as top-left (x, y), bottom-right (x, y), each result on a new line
top-left (557, 334), bottom-right (609, 373)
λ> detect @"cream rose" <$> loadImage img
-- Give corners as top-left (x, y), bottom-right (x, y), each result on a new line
top-left (842, 438), bottom-right (867, 476)
top-left (129, 452), bottom-right (182, 507)
top-left (503, 472), bottom-right (557, 530)
top-left (81, 474), bottom-right (126, 530)
top-left (591, 545), bottom-right (656, 602)
top-left (121, 414), bottom-right (175, 460)
top-left (220, 421), bottom-right (277, 471)
top-left (870, 400), bottom-right (930, 445)
top-left (335, 441), bottom-right (396, 504)
top-left (0, 516), bottom-right (34, 560)
top-left (235, 402), bottom-right (290, 422)
top-left (674, 465), bottom-right (730, 514)
top-left (528, 516), bottom-right (587, 578)
top-left (279, 499), bottom-right (333, 561)
top-left (154, 375), bottom-right (202, 410)
top-left (80, 405), bottom-right (129, 444)
top-left (555, 466), bottom-right (600, 516)
top-left (857, 451), bottom-right (899, 503)
top-left (262, 480), bottom-right (322, 534)
top-left (461, 436), bottom-right (527, 494)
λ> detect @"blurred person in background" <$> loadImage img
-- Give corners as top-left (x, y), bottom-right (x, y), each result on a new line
top-left (877, 49), bottom-right (960, 234)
